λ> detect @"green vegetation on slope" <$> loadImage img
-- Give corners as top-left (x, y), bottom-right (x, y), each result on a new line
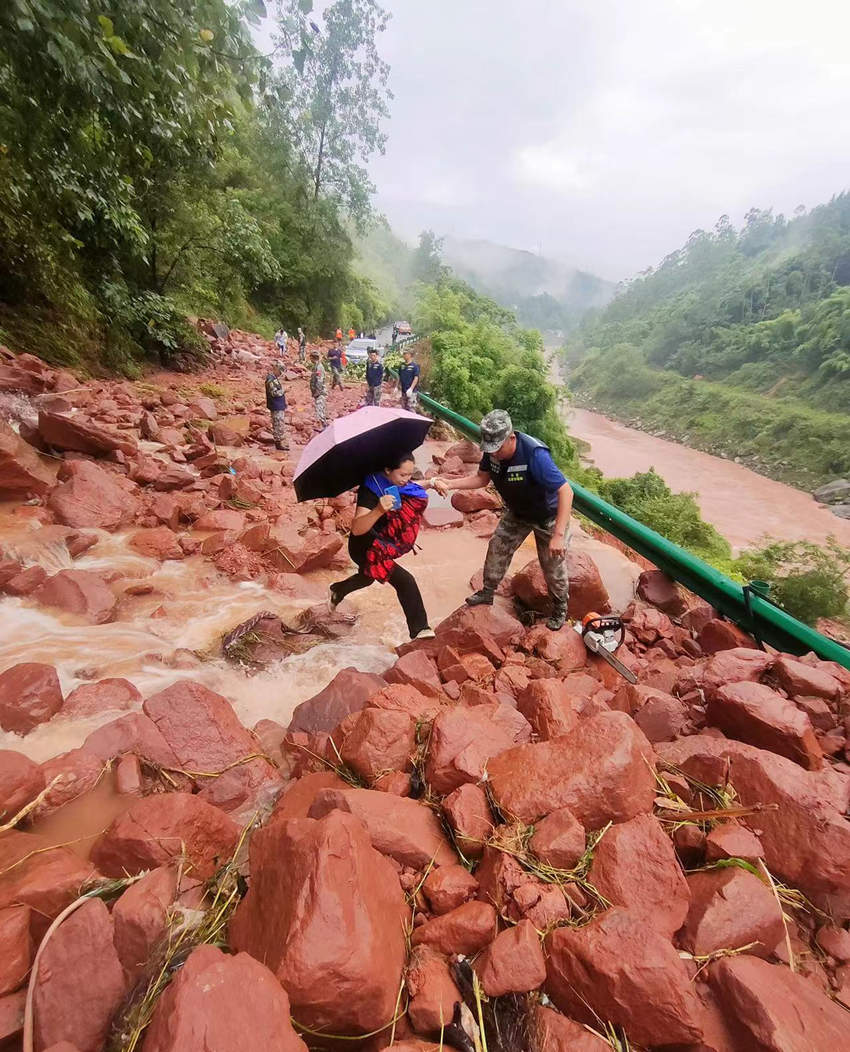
top-left (564, 195), bottom-right (850, 484)
top-left (0, 0), bottom-right (392, 373)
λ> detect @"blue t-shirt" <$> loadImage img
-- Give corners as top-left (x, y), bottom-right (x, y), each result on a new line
top-left (479, 445), bottom-right (566, 490)
top-left (399, 361), bottom-right (420, 392)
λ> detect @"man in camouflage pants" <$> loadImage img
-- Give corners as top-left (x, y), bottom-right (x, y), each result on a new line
top-left (309, 350), bottom-right (327, 428)
top-left (433, 409), bottom-right (573, 630)
top-left (264, 360), bottom-right (289, 451)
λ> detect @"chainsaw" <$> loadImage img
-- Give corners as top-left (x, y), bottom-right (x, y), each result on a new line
top-left (576, 612), bottom-right (637, 683)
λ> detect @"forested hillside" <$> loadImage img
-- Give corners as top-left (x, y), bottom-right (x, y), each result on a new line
top-left (565, 195), bottom-right (850, 485)
top-left (0, 0), bottom-right (391, 374)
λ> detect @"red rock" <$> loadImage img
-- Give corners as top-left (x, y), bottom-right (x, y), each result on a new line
top-left (0, 990), bottom-right (25, 1046)
top-left (0, 906), bottom-right (32, 996)
top-left (450, 489), bottom-right (501, 513)
top-left (66, 531), bottom-right (98, 557)
top-left (474, 919), bottom-right (545, 997)
top-left (442, 783), bottom-right (493, 859)
top-left (698, 619), bottom-right (756, 654)
top-left (309, 787), bottom-right (456, 868)
top-left (0, 419), bottom-right (53, 496)
top-left (230, 811), bottom-right (408, 1035)
top-left (435, 603), bottom-right (523, 649)
top-left (530, 808), bottom-right (585, 869)
top-left (410, 900), bottom-right (498, 955)
top-left (194, 508), bottom-right (246, 532)
top-left (704, 822), bottom-right (764, 864)
top-left (143, 680), bottom-right (282, 819)
top-left (708, 954), bottom-right (848, 1049)
top-left (815, 925), bottom-right (850, 961)
top-left (522, 623), bottom-right (587, 670)
top-left (683, 648), bottom-right (774, 697)
top-left (152, 464), bottom-right (197, 490)
top-left (141, 945), bottom-right (307, 1052)
top-left (63, 677), bottom-right (141, 718)
top-left (423, 864), bottom-right (479, 915)
top-left (38, 409), bottom-right (136, 456)
top-left (658, 735), bottom-right (850, 918)
top-left (637, 569), bottom-right (688, 615)
top-left (265, 524), bottom-right (343, 573)
top-left (632, 688), bottom-right (690, 742)
top-left (115, 753), bottom-right (142, 795)
top-left (772, 655), bottom-right (841, 701)
top-left (0, 662), bottom-right (63, 734)
top-left (0, 749), bottom-right (45, 818)
top-left (425, 702), bottom-right (531, 794)
top-left (129, 527), bottom-right (183, 560)
top-left (35, 569), bottom-right (117, 623)
top-left (488, 711), bottom-right (655, 825)
top-left (288, 667), bottom-right (385, 733)
top-left (385, 649), bottom-right (444, 698)
top-left (269, 771), bottom-right (348, 824)
top-left (517, 678), bottom-right (581, 740)
top-left (529, 1005), bottom-right (609, 1051)
top-left (406, 945), bottom-right (462, 1035)
top-left (139, 411), bottom-right (161, 441)
top-left (48, 460), bottom-right (138, 529)
top-left (511, 551), bottom-right (610, 618)
top-left (112, 866), bottom-right (177, 981)
top-left (33, 897), bottom-right (126, 1052)
top-left (36, 748), bottom-right (104, 816)
top-left (368, 683), bottom-right (443, 721)
top-left (422, 505), bottom-right (464, 528)
top-left (0, 831), bottom-right (97, 936)
top-left (81, 712), bottom-right (181, 770)
top-left (795, 694), bottom-right (835, 731)
top-left (91, 792), bottom-right (239, 878)
top-left (340, 708), bottom-right (416, 782)
top-left (708, 681), bottom-right (823, 769)
top-left (546, 907), bottom-right (704, 1046)
top-left (681, 868), bottom-right (784, 957)
top-left (587, 813), bottom-right (690, 937)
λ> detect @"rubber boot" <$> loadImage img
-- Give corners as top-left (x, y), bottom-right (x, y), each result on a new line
top-left (466, 589), bottom-right (494, 607)
top-left (546, 602), bottom-right (568, 631)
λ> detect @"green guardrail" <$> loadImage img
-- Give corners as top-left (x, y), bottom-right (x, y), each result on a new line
top-left (416, 390), bottom-right (850, 669)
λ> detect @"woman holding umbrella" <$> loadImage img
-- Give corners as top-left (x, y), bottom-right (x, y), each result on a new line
top-left (329, 451), bottom-right (436, 639)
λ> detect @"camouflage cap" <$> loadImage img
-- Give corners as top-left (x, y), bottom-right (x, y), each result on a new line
top-left (479, 409), bottom-right (513, 453)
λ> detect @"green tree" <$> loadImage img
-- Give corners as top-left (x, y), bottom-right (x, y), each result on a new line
top-left (271, 0), bottom-right (391, 223)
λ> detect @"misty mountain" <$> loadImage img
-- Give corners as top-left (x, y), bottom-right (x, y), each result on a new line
top-left (440, 236), bottom-right (615, 332)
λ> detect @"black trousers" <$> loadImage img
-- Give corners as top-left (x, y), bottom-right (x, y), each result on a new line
top-left (332, 563), bottom-right (429, 638)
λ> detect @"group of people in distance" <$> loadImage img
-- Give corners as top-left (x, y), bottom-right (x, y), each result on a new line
top-left (265, 328), bottom-right (422, 449)
top-left (265, 326), bottom-right (572, 642)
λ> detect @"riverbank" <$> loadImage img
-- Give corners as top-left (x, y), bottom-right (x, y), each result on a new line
top-left (566, 406), bottom-right (850, 553)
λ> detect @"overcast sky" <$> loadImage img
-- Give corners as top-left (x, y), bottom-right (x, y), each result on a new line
top-left (362, 0), bottom-right (850, 279)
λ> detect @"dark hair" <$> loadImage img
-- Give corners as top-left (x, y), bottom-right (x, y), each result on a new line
top-left (384, 450), bottom-right (415, 471)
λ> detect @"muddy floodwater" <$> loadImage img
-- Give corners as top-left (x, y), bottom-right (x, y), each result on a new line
top-left (568, 407), bottom-right (850, 553)
top-left (1, 443), bottom-right (639, 765)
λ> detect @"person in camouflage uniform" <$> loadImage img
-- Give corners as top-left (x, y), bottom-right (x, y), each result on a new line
top-left (433, 409), bottom-right (573, 630)
top-left (309, 350), bottom-right (327, 428)
top-left (264, 360), bottom-right (289, 451)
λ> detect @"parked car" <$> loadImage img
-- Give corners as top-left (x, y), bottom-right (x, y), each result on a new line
top-left (395, 320), bottom-right (412, 336)
top-left (345, 337), bottom-right (380, 362)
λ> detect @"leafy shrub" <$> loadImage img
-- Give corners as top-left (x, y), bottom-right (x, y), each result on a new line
top-left (597, 469), bottom-right (732, 563)
top-left (733, 540), bottom-right (850, 624)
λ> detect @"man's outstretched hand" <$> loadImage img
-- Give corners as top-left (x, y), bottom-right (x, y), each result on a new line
top-left (431, 477), bottom-right (448, 497)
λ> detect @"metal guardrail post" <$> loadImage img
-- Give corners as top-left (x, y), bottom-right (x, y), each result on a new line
top-left (416, 390), bottom-right (850, 669)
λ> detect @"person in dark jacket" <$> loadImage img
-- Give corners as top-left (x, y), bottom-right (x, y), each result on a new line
top-left (433, 409), bottom-right (573, 630)
top-left (399, 349), bottom-right (420, 410)
top-left (365, 348), bottom-right (384, 405)
top-left (264, 360), bottom-right (289, 451)
top-left (327, 343), bottom-right (345, 390)
top-left (329, 451), bottom-right (436, 639)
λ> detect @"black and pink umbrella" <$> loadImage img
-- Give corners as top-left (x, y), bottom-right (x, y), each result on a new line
top-left (293, 406), bottom-right (433, 501)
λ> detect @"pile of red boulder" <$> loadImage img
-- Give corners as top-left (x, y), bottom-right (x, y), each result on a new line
top-left (1, 574), bottom-right (849, 1049)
